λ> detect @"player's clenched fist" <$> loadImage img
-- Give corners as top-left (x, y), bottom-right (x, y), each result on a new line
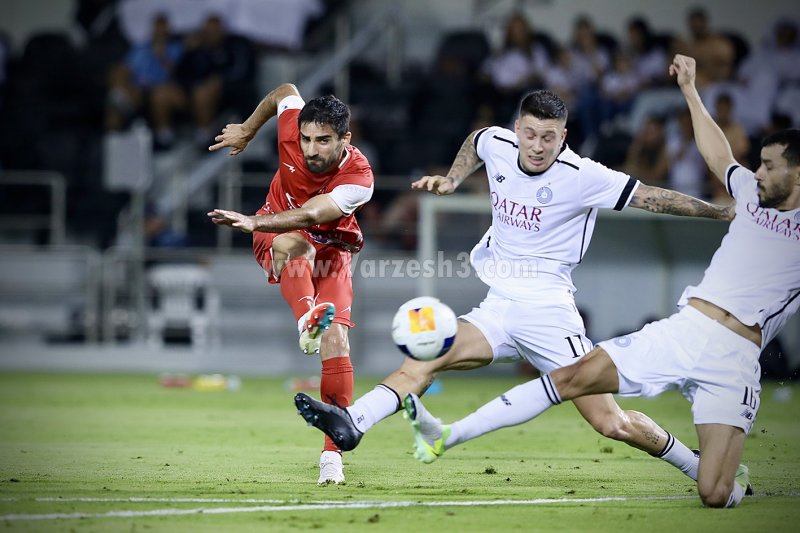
top-left (669, 54), bottom-right (697, 88)
top-left (411, 175), bottom-right (457, 195)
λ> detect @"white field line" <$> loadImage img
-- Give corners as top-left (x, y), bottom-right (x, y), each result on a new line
top-left (1, 495), bottom-right (699, 521)
top-left (4, 493), bottom-right (798, 522)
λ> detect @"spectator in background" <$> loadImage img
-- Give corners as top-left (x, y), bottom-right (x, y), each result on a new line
top-left (667, 107), bottom-right (707, 199)
top-left (599, 50), bottom-right (639, 126)
top-left (106, 13), bottom-right (187, 149)
top-left (543, 47), bottom-right (580, 111)
top-left (741, 18), bottom-right (800, 89)
top-left (625, 16), bottom-right (669, 88)
top-left (709, 92), bottom-right (749, 201)
top-left (673, 7), bottom-right (735, 88)
top-left (570, 15), bottom-right (612, 143)
top-left (715, 93), bottom-right (750, 163)
top-left (623, 114), bottom-right (669, 186)
top-left (479, 12), bottom-right (550, 123)
top-left (176, 14), bottom-right (256, 148)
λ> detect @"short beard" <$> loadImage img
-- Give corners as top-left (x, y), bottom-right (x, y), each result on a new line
top-left (758, 183), bottom-right (791, 209)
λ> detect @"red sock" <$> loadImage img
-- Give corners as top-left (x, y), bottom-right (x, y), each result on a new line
top-left (279, 257), bottom-right (315, 321)
top-left (320, 356), bottom-right (354, 453)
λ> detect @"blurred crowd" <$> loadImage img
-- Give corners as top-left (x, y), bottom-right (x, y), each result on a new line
top-left (358, 8), bottom-right (799, 249)
top-left (0, 2), bottom-right (798, 251)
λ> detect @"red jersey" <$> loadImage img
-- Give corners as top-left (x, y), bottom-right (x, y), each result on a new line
top-left (262, 105), bottom-right (374, 253)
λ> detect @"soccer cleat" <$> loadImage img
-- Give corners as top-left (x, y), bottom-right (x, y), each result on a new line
top-left (403, 393), bottom-right (450, 464)
top-left (294, 393), bottom-right (363, 451)
top-left (735, 464), bottom-right (754, 496)
top-left (298, 302), bottom-right (336, 355)
top-left (318, 450), bottom-right (345, 485)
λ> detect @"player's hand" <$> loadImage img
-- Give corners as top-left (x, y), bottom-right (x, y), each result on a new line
top-left (208, 124), bottom-right (254, 156)
top-left (208, 209), bottom-right (256, 233)
top-left (411, 175), bottom-right (457, 195)
top-left (669, 54), bottom-right (696, 89)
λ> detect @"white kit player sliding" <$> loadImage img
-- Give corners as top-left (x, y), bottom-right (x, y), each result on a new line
top-left (295, 87), bottom-right (733, 484)
top-left (405, 55), bottom-right (800, 508)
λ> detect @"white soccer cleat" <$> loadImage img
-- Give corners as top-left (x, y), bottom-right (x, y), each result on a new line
top-left (318, 450), bottom-right (345, 485)
top-left (298, 302), bottom-right (336, 355)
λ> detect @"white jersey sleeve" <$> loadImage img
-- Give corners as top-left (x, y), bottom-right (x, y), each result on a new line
top-left (725, 162), bottom-right (755, 199)
top-left (473, 126), bottom-right (496, 161)
top-left (277, 95), bottom-right (304, 116)
top-left (327, 183), bottom-right (374, 215)
top-left (577, 158), bottom-right (640, 210)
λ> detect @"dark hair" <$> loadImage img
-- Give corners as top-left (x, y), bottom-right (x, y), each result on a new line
top-left (688, 6), bottom-right (707, 20)
top-left (762, 129), bottom-right (800, 167)
top-left (627, 16), bottom-right (654, 51)
top-left (715, 92), bottom-right (733, 106)
top-left (297, 95), bottom-right (350, 138)
top-left (519, 90), bottom-right (568, 122)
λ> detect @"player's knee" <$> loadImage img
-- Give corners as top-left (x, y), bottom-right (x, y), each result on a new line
top-left (592, 415), bottom-right (629, 441)
top-left (697, 480), bottom-right (730, 508)
top-left (550, 365), bottom-right (581, 400)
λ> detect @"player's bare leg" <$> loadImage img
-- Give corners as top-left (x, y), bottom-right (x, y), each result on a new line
top-left (295, 320), bottom-right (493, 451)
top-left (695, 423), bottom-right (750, 507)
top-left (572, 393), bottom-right (700, 481)
top-left (383, 320), bottom-right (493, 397)
top-left (556, 349), bottom-right (701, 480)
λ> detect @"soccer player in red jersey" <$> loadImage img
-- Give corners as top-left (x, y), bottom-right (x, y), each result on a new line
top-left (208, 83), bottom-right (374, 484)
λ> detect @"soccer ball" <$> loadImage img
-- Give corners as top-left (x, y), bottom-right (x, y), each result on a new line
top-left (391, 296), bottom-right (457, 361)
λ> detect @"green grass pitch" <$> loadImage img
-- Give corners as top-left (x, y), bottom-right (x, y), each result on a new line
top-left (1, 372), bottom-right (798, 532)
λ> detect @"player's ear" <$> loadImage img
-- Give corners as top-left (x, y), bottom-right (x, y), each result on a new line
top-left (341, 131), bottom-right (352, 145)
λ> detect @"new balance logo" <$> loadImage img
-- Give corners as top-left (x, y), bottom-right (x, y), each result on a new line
top-left (493, 174), bottom-right (506, 183)
top-left (283, 162), bottom-right (296, 173)
top-left (500, 394), bottom-right (511, 406)
top-left (740, 409), bottom-right (754, 421)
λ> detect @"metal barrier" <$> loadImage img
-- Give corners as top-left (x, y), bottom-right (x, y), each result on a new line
top-left (0, 171), bottom-right (66, 245)
top-left (0, 244), bottom-right (101, 342)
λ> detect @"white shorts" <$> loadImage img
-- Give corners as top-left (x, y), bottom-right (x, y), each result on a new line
top-left (599, 305), bottom-right (762, 433)
top-left (460, 289), bottom-right (592, 374)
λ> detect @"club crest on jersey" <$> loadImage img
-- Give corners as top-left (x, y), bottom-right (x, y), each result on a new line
top-left (536, 186), bottom-right (553, 204)
top-left (613, 336), bottom-right (632, 348)
top-left (492, 173), bottom-right (506, 183)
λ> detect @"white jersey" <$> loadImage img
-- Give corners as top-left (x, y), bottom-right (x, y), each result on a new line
top-left (678, 164), bottom-right (800, 347)
top-left (470, 126), bottom-right (639, 302)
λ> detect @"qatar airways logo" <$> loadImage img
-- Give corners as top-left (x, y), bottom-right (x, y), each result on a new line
top-left (491, 192), bottom-right (542, 232)
top-left (746, 203), bottom-right (800, 241)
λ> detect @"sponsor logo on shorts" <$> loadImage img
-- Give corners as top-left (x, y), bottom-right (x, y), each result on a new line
top-left (613, 336), bottom-right (632, 347)
top-left (536, 186), bottom-right (553, 204)
top-left (739, 409), bottom-right (754, 421)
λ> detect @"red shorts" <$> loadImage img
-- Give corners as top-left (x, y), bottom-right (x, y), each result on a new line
top-left (252, 230), bottom-right (355, 328)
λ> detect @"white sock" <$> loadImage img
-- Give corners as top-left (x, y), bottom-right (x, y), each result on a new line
top-left (653, 433), bottom-right (700, 481)
top-left (346, 384), bottom-right (400, 433)
top-left (446, 374), bottom-right (561, 449)
top-left (725, 480), bottom-right (745, 508)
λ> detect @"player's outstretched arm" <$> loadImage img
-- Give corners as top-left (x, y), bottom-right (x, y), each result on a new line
top-left (670, 55), bottom-right (736, 183)
top-left (411, 130), bottom-right (485, 195)
top-left (629, 184), bottom-right (734, 220)
top-left (208, 83), bottom-right (300, 155)
top-left (208, 194), bottom-right (345, 233)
